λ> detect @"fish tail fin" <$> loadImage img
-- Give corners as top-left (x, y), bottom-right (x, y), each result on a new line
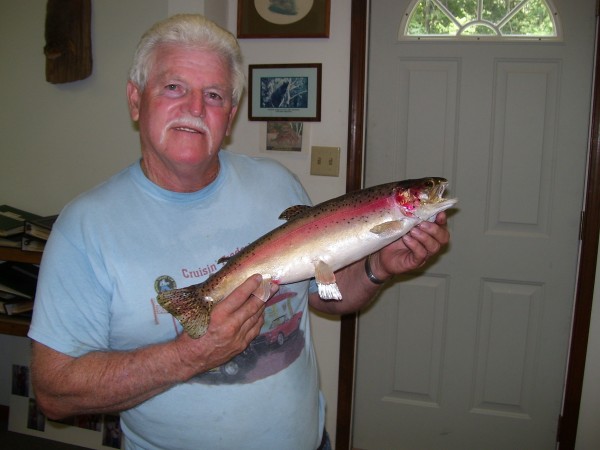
top-left (157, 285), bottom-right (214, 339)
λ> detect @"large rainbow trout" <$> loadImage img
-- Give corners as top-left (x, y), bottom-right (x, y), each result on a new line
top-left (158, 177), bottom-right (457, 338)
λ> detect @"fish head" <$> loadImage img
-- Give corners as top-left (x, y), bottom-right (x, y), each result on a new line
top-left (395, 177), bottom-right (457, 221)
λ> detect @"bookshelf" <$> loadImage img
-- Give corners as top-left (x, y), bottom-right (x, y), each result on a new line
top-left (0, 248), bottom-right (41, 336)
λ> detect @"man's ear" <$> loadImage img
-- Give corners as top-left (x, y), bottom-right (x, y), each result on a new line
top-left (225, 105), bottom-right (239, 137)
top-left (126, 81), bottom-right (141, 121)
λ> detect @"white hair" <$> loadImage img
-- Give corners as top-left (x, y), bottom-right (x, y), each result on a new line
top-left (128, 14), bottom-right (245, 106)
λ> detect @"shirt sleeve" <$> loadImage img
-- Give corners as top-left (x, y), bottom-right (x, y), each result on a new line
top-left (28, 224), bottom-right (112, 357)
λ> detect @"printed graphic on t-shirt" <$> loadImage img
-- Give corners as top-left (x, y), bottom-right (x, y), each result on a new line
top-left (193, 287), bottom-right (305, 385)
top-left (152, 275), bottom-right (306, 385)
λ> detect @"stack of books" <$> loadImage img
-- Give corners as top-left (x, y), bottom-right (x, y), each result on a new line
top-left (0, 205), bottom-right (57, 252)
top-left (0, 205), bottom-right (42, 248)
top-left (0, 261), bottom-right (39, 316)
top-left (22, 214), bottom-right (59, 252)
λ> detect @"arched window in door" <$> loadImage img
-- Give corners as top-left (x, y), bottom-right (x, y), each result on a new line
top-left (400, 0), bottom-right (561, 40)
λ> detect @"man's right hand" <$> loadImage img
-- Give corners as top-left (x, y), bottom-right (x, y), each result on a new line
top-left (174, 274), bottom-right (276, 375)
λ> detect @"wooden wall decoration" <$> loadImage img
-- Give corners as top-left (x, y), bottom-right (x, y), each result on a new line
top-left (44, 0), bottom-right (92, 84)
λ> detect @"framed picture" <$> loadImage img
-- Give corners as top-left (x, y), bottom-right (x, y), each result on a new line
top-left (248, 63), bottom-right (322, 121)
top-left (266, 121), bottom-right (304, 151)
top-left (237, 0), bottom-right (330, 38)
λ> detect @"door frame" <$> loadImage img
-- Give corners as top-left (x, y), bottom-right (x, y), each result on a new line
top-left (335, 2), bottom-right (600, 449)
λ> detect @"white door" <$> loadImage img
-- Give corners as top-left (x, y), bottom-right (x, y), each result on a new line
top-left (353, 1), bottom-right (596, 449)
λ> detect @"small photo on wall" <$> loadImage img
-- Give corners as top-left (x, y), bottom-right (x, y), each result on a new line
top-left (27, 398), bottom-right (45, 432)
top-left (11, 364), bottom-right (29, 397)
top-left (102, 414), bottom-right (122, 449)
top-left (266, 121), bottom-right (303, 151)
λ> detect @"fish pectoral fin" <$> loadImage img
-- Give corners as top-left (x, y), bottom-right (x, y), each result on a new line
top-left (278, 205), bottom-right (312, 221)
top-left (370, 220), bottom-right (410, 238)
top-left (157, 285), bottom-right (213, 339)
top-left (253, 275), bottom-right (273, 302)
top-left (314, 260), bottom-right (342, 301)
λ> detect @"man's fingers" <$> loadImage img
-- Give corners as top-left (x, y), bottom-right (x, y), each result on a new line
top-left (217, 274), bottom-right (264, 313)
top-left (211, 274), bottom-right (270, 333)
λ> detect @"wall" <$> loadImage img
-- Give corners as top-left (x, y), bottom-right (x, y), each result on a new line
top-left (0, 0), bottom-right (348, 445)
top-left (0, 0), bottom-right (163, 215)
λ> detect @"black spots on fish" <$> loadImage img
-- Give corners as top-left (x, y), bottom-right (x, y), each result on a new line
top-left (283, 178), bottom-right (446, 230)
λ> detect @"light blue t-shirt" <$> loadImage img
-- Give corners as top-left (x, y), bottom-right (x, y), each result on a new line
top-left (28, 150), bottom-right (325, 450)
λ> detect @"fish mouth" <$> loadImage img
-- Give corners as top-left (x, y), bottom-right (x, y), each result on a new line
top-left (416, 178), bottom-right (457, 220)
top-left (415, 177), bottom-right (450, 203)
top-left (424, 178), bottom-right (447, 199)
top-left (397, 177), bottom-right (456, 218)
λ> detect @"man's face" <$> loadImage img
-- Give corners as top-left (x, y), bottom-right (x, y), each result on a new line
top-left (127, 44), bottom-right (238, 188)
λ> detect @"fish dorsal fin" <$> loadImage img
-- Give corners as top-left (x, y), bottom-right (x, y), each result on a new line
top-left (370, 220), bottom-right (409, 238)
top-left (279, 205), bottom-right (312, 221)
top-left (217, 255), bottom-right (230, 264)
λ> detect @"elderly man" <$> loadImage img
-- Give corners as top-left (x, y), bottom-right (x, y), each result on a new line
top-left (29, 14), bottom-right (449, 450)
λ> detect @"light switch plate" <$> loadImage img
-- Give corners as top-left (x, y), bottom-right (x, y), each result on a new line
top-left (310, 146), bottom-right (340, 177)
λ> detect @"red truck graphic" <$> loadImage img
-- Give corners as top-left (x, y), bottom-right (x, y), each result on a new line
top-left (262, 311), bottom-right (303, 346)
top-left (260, 290), bottom-right (303, 346)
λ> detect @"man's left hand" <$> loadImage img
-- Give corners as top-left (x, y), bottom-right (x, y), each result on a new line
top-left (369, 212), bottom-right (450, 281)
